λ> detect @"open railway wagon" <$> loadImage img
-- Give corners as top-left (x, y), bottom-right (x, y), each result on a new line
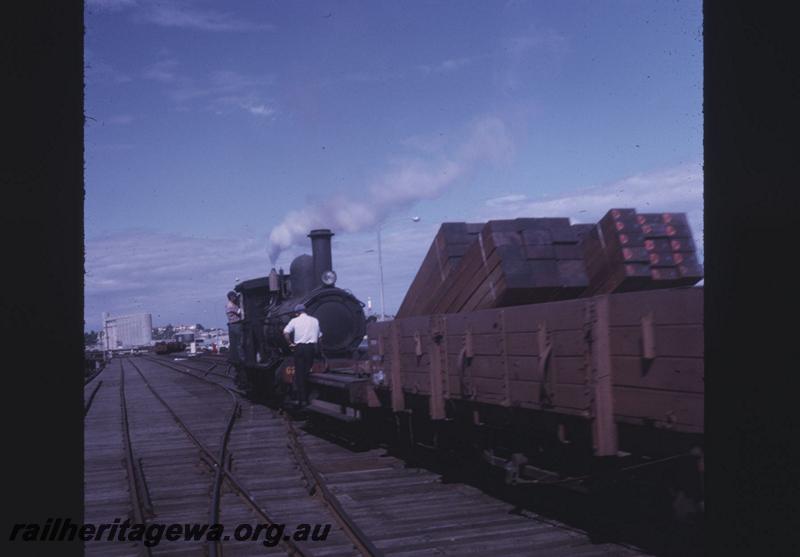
top-left (305, 209), bottom-right (704, 525)
top-left (153, 340), bottom-right (186, 355)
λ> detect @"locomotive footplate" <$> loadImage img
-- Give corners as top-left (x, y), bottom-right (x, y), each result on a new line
top-left (305, 399), bottom-right (361, 422)
top-left (308, 371), bottom-right (373, 407)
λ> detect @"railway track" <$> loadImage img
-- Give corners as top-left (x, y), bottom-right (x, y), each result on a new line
top-left (151, 357), bottom-right (380, 555)
top-left (84, 355), bottom-right (110, 415)
top-left (85, 355), bottom-right (378, 555)
top-left (118, 360), bottom-right (154, 557)
top-left (115, 353), bottom-right (652, 556)
top-left (124, 358), bottom-right (320, 556)
top-left (84, 359), bottom-right (142, 555)
top-left (133, 355), bottom-right (376, 556)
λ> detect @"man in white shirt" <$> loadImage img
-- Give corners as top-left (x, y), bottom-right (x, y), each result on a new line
top-left (283, 304), bottom-right (321, 407)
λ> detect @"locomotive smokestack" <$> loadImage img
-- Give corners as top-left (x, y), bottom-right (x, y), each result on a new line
top-left (308, 229), bottom-right (334, 288)
top-left (268, 268), bottom-right (279, 292)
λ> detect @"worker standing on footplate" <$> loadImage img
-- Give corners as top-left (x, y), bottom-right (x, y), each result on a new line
top-left (283, 304), bottom-right (321, 408)
top-left (225, 290), bottom-right (248, 389)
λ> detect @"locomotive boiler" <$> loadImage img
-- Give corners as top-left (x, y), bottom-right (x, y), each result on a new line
top-left (232, 229), bottom-right (367, 397)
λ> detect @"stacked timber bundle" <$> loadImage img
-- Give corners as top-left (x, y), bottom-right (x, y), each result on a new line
top-left (395, 222), bottom-right (484, 318)
top-left (409, 218), bottom-right (591, 316)
top-left (398, 209), bottom-right (702, 317)
top-left (582, 208), bottom-right (703, 295)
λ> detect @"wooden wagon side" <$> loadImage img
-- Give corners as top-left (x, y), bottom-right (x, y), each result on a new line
top-left (368, 287), bottom-right (704, 458)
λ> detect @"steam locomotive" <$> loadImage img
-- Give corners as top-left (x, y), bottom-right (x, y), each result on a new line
top-left (232, 229), bottom-right (367, 399)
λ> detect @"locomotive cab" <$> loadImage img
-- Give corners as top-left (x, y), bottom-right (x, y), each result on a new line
top-left (233, 277), bottom-right (270, 366)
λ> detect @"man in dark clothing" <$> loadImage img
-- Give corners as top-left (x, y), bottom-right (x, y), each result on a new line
top-left (226, 291), bottom-right (248, 389)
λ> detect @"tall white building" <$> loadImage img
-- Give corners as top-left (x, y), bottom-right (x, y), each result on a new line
top-left (102, 312), bottom-right (153, 349)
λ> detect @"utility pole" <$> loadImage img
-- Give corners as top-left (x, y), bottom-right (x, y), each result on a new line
top-left (376, 216), bottom-right (420, 322)
top-left (377, 226), bottom-right (386, 321)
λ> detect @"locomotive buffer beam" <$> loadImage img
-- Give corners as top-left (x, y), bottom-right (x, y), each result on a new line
top-left (309, 371), bottom-right (372, 404)
top-left (307, 371), bottom-right (378, 421)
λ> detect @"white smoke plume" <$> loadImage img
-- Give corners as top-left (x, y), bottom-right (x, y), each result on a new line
top-left (267, 116), bottom-right (513, 263)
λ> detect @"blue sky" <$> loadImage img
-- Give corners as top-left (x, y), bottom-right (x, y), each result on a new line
top-left (84, 0), bottom-right (703, 331)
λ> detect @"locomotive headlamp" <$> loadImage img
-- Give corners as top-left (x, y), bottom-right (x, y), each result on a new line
top-left (321, 270), bottom-right (337, 286)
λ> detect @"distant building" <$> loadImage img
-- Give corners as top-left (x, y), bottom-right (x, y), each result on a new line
top-left (102, 312), bottom-right (153, 349)
top-left (174, 332), bottom-right (195, 344)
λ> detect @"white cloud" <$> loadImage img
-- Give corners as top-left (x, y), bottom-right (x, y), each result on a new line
top-left (143, 59), bottom-right (277, 119)
top-left (90, 143), bottom-right (136, 152)
top-left (343, 69), bottom-right (405, 83)
top-left (400, 132), bottom-right (449, 154)
top-left (85, 162), bottom-right (703, 330)
top-left (85, 230), bottom-right (266, 329)
top-left (480, 162), bottom-right (704, 257)
top-left (86, 0), bottom-right (138, 12)
top-left (208, 70), bottom-right (269, 92)
top-left (87, 0), bottom-right (273, 32)
top-left (143, 58), bottom-right (179, 83)
top-left (245, 104), bottom-right (276, 118)
top-left (417, 56), bottom-right (476, 74)
top-left (485, 193), bottom-right (527, 207)
top-left (498, 26), bottom-right (569, 92)
top-left (85, 48), bottom-right (133, 84)
top-left (503, 28), bottom-right (568, 57)
top-left (502, 0), bottom-right (530, 9)
top-left (455, 116), bottom-right (516, 164)
top-left (84, 225), bottom-right (434, 329)
top-left (141, 4), bottom-right (274, 32)
top-left (106, 114), bottom-right (134, 125)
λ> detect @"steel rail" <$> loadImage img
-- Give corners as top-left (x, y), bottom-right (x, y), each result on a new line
top-left (126, 358), bottom-right (309, 557)
top-left (118, 359), bottom-right (154, 557)
top-left (84, 380), bottom-right (103, 416)
top-left (141, 356), bottom-right (383, 556)
top-left (147, 354), bottom-right (237, 385)
top-left (209, 398), bottom-right (239, 557)
top-left (148, 354), bottom-right (382, 555)
top-left (283, 414), bottom-right (384, 557)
